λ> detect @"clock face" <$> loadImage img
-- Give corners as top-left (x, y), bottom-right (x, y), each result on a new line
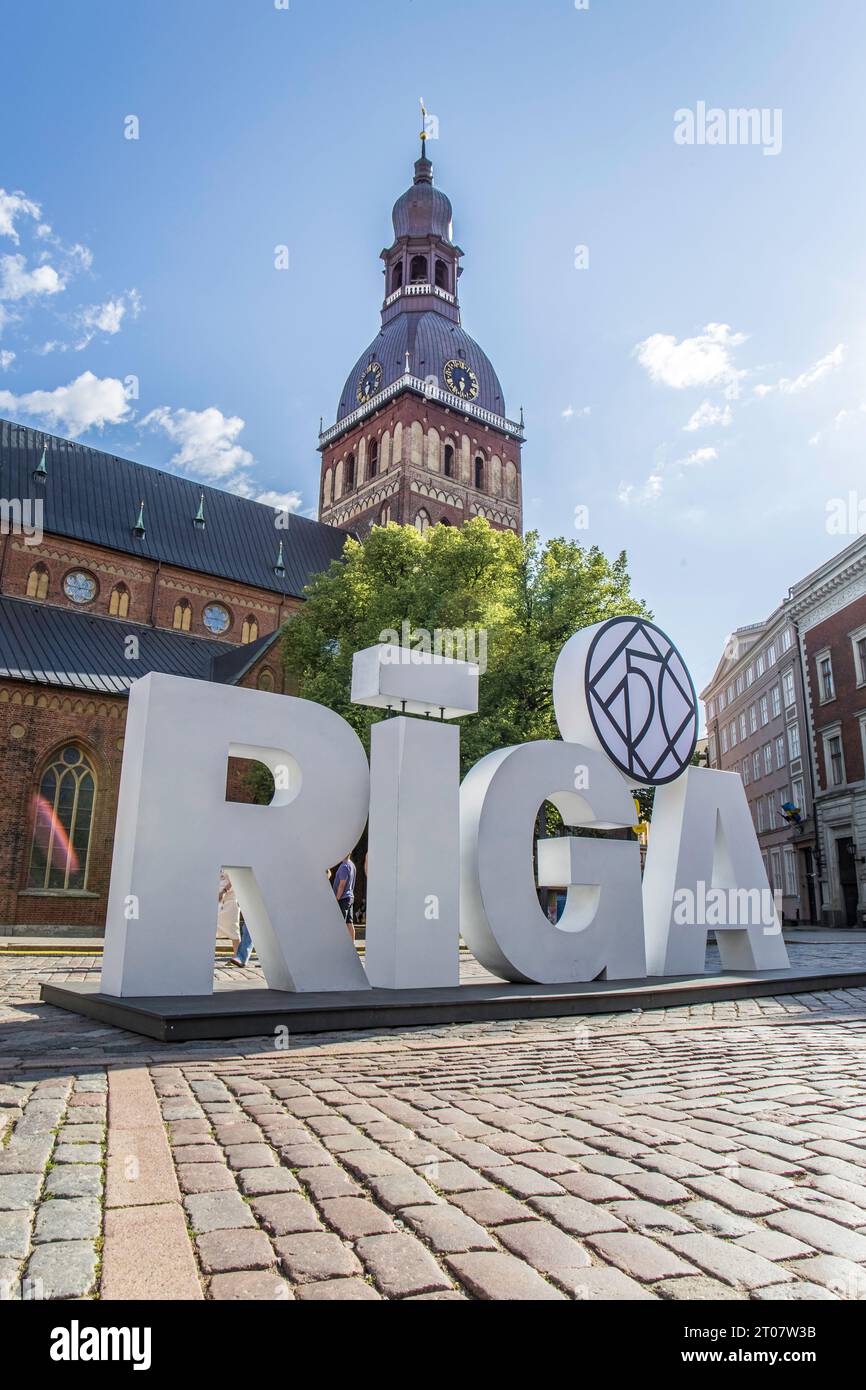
top-left (356, 362), bottom-right (382, 403)
top-left (443, 358), bottom-right (479, 401)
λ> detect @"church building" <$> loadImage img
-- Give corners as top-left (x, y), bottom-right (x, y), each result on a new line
top-left (0, 138), bottom-right (523, 935)
top-left (318, 139), bottom-right (524, 534)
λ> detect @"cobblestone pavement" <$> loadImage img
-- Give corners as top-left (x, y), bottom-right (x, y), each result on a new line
top-left (2, 945), bottom-right (866, 1301)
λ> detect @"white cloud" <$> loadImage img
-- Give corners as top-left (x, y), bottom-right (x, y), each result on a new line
top-left (257, 489), bottom-right (303, 513)
top-left (143, 405), bottom-right (255, 490)
top-left (0, 350), bottom-right (15, 369)
top-left (74, 289), bottom-right (142, 349)
top-left (635, 322), bottom-right (747, 395)
top-left (754, 344), bottom-right (845, 397)
top-left (684, 399), bottom-right (732, 432)
top-left (0, 189), bottom-right (41, 244)
top-left (562, 405), bottom-right (590, 419)
top-left (619, 447), bottom-right (717, 506)
top-left (0, 253), bottom-right (65, 301)
top-left (0, 371), bottom-right (131, 436)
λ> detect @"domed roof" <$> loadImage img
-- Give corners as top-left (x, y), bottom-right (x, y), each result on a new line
top-left (391, 154), bottom-right (453, 242)
top-left (336, 311), bottom-right (505, 421)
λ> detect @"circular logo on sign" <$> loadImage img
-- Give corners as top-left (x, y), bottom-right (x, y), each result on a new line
top-left (584, 617), bottom-right (698, 784)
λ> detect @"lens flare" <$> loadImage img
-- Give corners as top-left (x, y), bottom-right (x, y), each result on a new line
top-left (31, 793), bottom-right (79, 873)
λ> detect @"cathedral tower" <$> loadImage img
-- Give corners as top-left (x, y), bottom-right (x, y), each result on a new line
top-left (317, 139), bottom-right (524, 534)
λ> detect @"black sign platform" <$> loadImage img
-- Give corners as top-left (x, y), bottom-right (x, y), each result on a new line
top-left (40, 965), bottom-right (866, 1043)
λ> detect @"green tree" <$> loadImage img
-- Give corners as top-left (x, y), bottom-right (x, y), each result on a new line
top-left (280, 518), bottom-right (651, 775)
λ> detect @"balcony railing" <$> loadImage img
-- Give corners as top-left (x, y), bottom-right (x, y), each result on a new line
top-left (383, 283), bottom-right (456, 307)
top-left (319, 372), bottom-right (524, 448)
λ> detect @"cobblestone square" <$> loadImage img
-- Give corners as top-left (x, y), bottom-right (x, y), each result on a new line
top-left (2, 939), bottom-right (866, 1302)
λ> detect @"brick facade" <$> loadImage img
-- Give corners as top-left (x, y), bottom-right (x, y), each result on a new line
top-left (319, 391), bottom-right (521, 535)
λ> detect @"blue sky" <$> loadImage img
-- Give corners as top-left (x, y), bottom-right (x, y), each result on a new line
top-left (2, 0), bottom-right (866, 696)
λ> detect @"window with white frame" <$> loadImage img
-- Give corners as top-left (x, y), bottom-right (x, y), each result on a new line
top-left (816, 651), bottom-right (835, 703)
top-left (740, 713), bottom-right (747, 740)
top-left (742, 757), bottom-right (750, 786)
top-left (788, 723), bottom-right (801, 760)
top-left (763, 743), bottom-right (773, 775)
top-left (747, 666), bottom-right (755, 686)
top-left (771, 684), bottom-right (781, 718)
top-left (707, 698), bottom-right (716, 719)
top-left (756, 655), bottom-right (765, 676)
top-left (760, 694), bottom-right (769, 725)
top-left (767, 643), bottom-right (777, 665)
top-left (851, 630), bottom-right (866, 687)
top-left (736, 674), bottom-right (745, 695)
top-left (783, 848), bottom-right (797, 897)
top-left (767, 793), bottom-right (777, 829)
top-left (730, 721), bottom-right (737, 748)
top-left (782, 629), bottom-right (792, 652)
top-left (721, 727), bottom-right (728, 754)
top-left (753, 750), bottom-right (761, 780)
top-left (775, 734), bottom-right (786, 769)
top-left (770, 846), bottom-right (782, 888)
top-left (750, 704), bottom-right (758, 733)
top-left (727, 684), bottom-right (734, 704)
top-left (719, 690), bottom-right (727, 711)
top-left (792, 777), bottom-right (805, 815)
top-left (708, 733), bottom-right (718, 764)
top-left (756, 798), bottom-right (765, 832)
top-left (782, 670), bottom-right (795, 707)
top-left (824, 732), bottom-right (845, 787)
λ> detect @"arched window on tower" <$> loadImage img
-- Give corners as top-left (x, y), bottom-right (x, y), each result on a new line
top-left (173, 599), bottom-right (192, 632)
top-left (26, 563), bottom-right (49, 601)
top-left (379, 502), bottom-right (392, 525)
top-left (242, 615), bottom-right (259, 644)
top-left (391, 263), bottom-right (403, 292)
top-left (474, 455), bottom-right (485, 491)
top-left (109, 583), bottom-right (129, 618)
top-left (27, 743), bottom-right (97, 891)
top-left (435, 259), bottom-right (449, 290)
top-left (345, 453), bottom-right (355, 491)
top-left (368, 438), bottom-right (379, 479)
top-left (410, 255), bottom-right (428, 283)
top-left (443, 444), bottom-right (454, 479)
top-left (414, 509), bottom-right (431, 533)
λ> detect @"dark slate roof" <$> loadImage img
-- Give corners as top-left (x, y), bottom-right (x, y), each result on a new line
top-left (0, 419), bottom-right (348, 600)
top-left (337, 311), bottom-right (505, 422)
top-left (0, 594), bottom-right (245, 695)
top-left (209, 628), bottom-right (281, 686)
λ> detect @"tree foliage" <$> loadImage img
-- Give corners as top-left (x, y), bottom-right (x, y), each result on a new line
top-left (280, 518), bottom-right (651, 775)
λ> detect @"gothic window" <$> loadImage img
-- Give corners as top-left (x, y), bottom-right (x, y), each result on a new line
top-left (379, 502), bottom-right (392, 525)
top-left (109, 583), bottom-right (130, 618)
top-left (63, 570), bottom-right (97, 604)
top-left (443, 444), bottom-right (454, 479)
top-left (410, 254), bottom-right (428, 283)
top-left (435, 258), bottom-right (449, 290)
top-left (257, 668), bottom-right (275, 692)
top-left (474, 455), bottom-right (485, 491)
top-left (242, 615), bottom-right (259, 644)
top-left (368, 438), bottom-right (379, 479)
top-left (414, 509), bottom-right (431, 533)
top-left (173, 599), bottom-right (192, 631)
top-left (203, 603), bottom-right (231, 636)
top-left (27, 744), bottom-right (96, 891)
top-left (345, 453), bottom-right (355, 491)
top-left (26, 563), bottom-right (49, 600)
top-left (391, 263), bottom-right (403, 291)
top-left (323, 466), bottom-right (333, 508)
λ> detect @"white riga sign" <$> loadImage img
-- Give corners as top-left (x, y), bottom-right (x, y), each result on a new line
top-left (101, 617), bottom-right (789, 998)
